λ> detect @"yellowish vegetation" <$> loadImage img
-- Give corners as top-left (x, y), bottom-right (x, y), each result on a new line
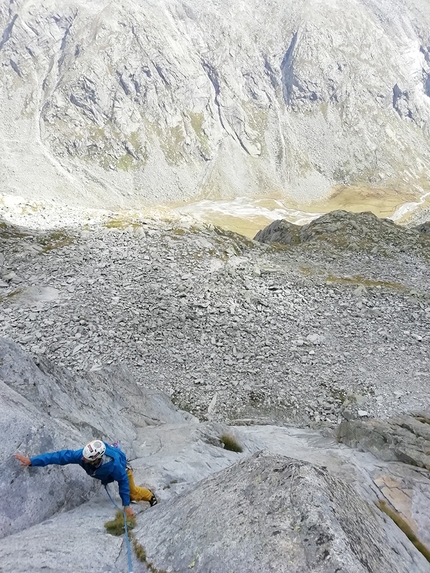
top-left (376, 500), bottom-right (430, 562)
top-left (104, 510), bottom-right (136, 536)
top-left (325, 275), bottom-right (407, 291)
top-left (415, 416), bottom-right (430, 425)
top-left (0, 289), bottom-right (23, 304)
top-left (303, 184), bottom-right (418, 220)
top-left (188, 111), bottom-right (211, 157)
top-left (220, 433), bottom-right (243, 453)
top-left (145, 118), bottom-right (185, 165)
top-left (38, 231), bottom-right (75, 252)
top-left (104, 512), bottom-right (168, 572)
top-left (103, 215), bottom-right (142, 230)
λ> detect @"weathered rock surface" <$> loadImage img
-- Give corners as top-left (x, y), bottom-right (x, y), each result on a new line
top-left (415, 221), bottom-right (430, 235)
top-left (338, 415), bottom-right (430, 547)
top-left (338, 414), bottom-right (430, 469)
top-left (135, 452), bottom-right (429, 573)
top-left (254, 218), bottom-right (301, 245)
top-left (0, 337), bottom-right (194, 539)
top-left (1, 338), bottom-right (430, 572)
top-left (2, 0), bottom-right (430, 209)
top-left (254, 210), bottom-right (430, 256)
top-left (0, 205), bottom-right (429, 571)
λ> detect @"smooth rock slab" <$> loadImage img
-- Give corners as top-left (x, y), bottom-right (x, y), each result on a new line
top-left (0, 494), bottom-right (146, 573)
top-left (0, 337), bottom-right (192, 539)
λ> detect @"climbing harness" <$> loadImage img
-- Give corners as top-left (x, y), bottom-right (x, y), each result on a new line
top-left (105, 485), bottom-right (134, 573)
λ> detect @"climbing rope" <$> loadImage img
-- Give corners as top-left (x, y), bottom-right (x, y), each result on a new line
top-left (105, 485), bottom-right (134, 573)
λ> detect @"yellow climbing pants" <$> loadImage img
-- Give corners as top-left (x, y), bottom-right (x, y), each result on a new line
top-left (127, 469), bottom-right (153, 502)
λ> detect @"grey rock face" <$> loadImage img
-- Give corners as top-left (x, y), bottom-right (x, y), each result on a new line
top-left (2, 0), bottom-right (430, 207)
top-left (0, 337), bottom-right (191, 539)
top-left (254, 209), bottom-right (430, 253)
top-left (254, 218), bottom-right (301, 245)
top-left (414, 221), bottom-right (430, 235)
top-left (338, 413), bottom-right (430, 468)
top-left (136, 452), bottom-right (430, 573)
top-left (338, 414), bottom-right (430, 549)
top-left (0, 211), bottom-right (429, 570)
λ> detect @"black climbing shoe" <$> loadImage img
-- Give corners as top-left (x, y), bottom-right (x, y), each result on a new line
top-left (149, 493), bottom-right (158, 507)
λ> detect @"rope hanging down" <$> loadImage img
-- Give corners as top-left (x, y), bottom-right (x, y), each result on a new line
top-left (105, 485), bottom-right (134, 573)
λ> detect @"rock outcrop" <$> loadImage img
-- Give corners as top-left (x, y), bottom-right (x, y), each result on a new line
top-left (254, 210), bottom-right (430, 255)
top-left (136, 452), bottom-right (430, 573)
top-left (1, 207), bottom-right (430, 570)
top-left (338, 414), bottom-right (430, 469)
top-left (415, 222), bottom-right (430, 235)
top-left (254, 218), bottom-right (302, 245)
top-left (338, 414), bottom-right (430, 550)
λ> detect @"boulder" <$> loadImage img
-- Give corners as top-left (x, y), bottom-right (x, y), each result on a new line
top-left (254, 210), bottom-right (430, 255)
top-left (253, 219), bottom-right (301, 245)
top-left (414, 221), bottom-right (430, 235)
top-left (135, 452), bottom-right (430, 573)
top-left (337, 414), bottom-right (430, 469)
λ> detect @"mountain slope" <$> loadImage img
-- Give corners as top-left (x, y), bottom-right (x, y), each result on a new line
top-left (1, 0), bottom-right (430, 210)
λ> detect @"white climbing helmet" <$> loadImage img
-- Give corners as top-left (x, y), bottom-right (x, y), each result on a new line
top-left (83, 440), bottom-right (106, 461)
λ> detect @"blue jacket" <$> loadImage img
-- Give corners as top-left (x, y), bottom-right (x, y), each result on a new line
top-left (30, 443), bottom-right (131, 506)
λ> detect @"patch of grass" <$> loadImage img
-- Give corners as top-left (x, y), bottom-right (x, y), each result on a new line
top-left (132, 533), bottom-right (168, 572)
top-left (330, 388), bottom-right (348, 404)
top-left (0, 222), bottom-right (31, 239)
top-left (300, 265), bottom-right (315, 276)
top-left (325, 274), bottom-right (407, 291)
top-left (0, 289), bottom-right (24, 304)
top-left (0, 225), bottom-right (74, 252)
top-left (220, 433), bottom-right (243, 453)
top-left (145, 118), bottom-right (185, 165)
top-left (240, 100), bottom-right (269, 154)
top-left (172, 227), bottom-right (187, 236)
top-left (86, 124), bottom-right (146, 171)
top-left (104, 510), bottom-right (136, 536)
top-left (105, 511), bottom-right (167, 571)
top-left (188, 551), bottom-right (200, 569)
top-left (103, 217), bottom-right (142, 230)
top-left (104, 218), bottom-right (129, 229)
top-left (212, 225), bottom-right (256, 249)
top-left (266, 242), bottom-right (289, 253)
top-left (376, 500), bottom-right (430, 562)
top-left (188, 111), bottom-right (211, 158)
top-left (132, 537), bottom-right (147, 562)
top-left (37, 231), bottom-right (74, 252)
top-left (117, 153), bottom-right (135, 171)
top-left (415, 416), bottom-right (430, 425)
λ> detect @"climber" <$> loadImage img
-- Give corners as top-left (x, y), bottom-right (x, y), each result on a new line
top-left (14, 439), bottom-right (158, 516)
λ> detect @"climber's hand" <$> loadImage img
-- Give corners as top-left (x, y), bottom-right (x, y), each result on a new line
top-left (124, 506), bottom-right (135, 517)
top-left (14, 454), bottom-right (31, 466)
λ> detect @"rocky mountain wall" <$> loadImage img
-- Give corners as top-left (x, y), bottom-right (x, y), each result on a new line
top-left (1, 0), bottom-right (430, 208)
